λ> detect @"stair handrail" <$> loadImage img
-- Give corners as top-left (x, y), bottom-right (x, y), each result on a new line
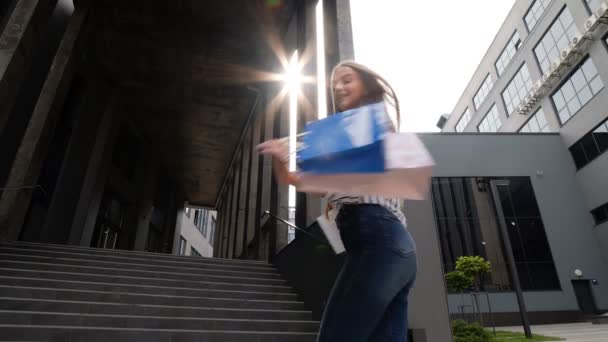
top-left (261, 210), bottom-right (327, 245)
top-left (0, 184), bottom-right (48, 197)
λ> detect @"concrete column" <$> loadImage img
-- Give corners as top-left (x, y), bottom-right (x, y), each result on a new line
top-left (132, 159), bottom-right (159, 251)
top-left (172, 205), bottom-right (185, 255)
top-left (253, 96), bottom-right (271, 260)
top-left (334, 0), bottom-right (354, 61)
top-left (78, 104), bottom-right (122, 247)
top-left (235, 135), bottom-right (251, 258)
top-left (229, 153), bottom-right (242, 258)
top-left (245, 112), bottom-right (262, 253)
top-left (0, 5), bottom-right (88, 241)
top-left (324, 0), bottom-right (354, 68)
top-left (224, 169), bottom-right (236, 258)
top-left (39, 80), bottom-right (110, 244)
top-left (161, 185), bottom-right (180, 254)
top-left (0, 0), bottom-right (53, 136)
top-left (213, 199), bottom-right (225, 257)
top-left (68, 91), bottom-right (119, 245)
top-left (275, 94), bottom-right (290, 253)
top-left (405, 198), bottom-right (453, 342)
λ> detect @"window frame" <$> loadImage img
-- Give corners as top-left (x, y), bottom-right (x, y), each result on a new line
top-left (519, 108), bottom-right (550, 133)
top-left (532, 5), bottom-right (577, 74)
top-left (524, 0), bottom-right (553, 32)
top-left (495, 30), bottom-right (523, 76)
top-left (584, 0), bottom-right (605, 14)
top-left (456, 108), bottom-right (472, 132)
top-left (550, 55), bottom-right (604, 126)
top-left (190, 247), bottom-right (201, 257)
top-left (179, 236), bottom-right (187, 256)
top-left (568, 117), bottom-right (608, 169)
top-left (209, 218), bottom-right (217, 246)
top-left (501, 63), bottom-right (534, 116)
top-left (477, 105), bottom-right (502, 133)
top-left (473, 74), bottom-right (494, 110)
top-left (591, 202), bottom-right (608, 226)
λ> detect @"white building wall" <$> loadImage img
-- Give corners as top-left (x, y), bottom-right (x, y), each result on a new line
top-left (173, 208), bottom-right (215, 258)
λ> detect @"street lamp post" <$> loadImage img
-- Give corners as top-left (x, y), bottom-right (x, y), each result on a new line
top-left (489, 180), bottom-right (533, 338)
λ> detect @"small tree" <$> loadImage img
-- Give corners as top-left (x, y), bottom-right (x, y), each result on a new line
top-left (445, 271), bottom-right (473, 292)
top-left (455, 256), bottom-right (491, 291)
top-left (454, 256), bottom-right (492, 326)
top-left (446, 270), bottom-right (474, 321)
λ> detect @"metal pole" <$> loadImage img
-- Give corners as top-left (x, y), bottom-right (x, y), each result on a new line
top-left (489, 180), bottom-right (533, 338)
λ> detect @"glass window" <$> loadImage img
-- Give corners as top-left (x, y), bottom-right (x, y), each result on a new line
top-left (502, 64), bottom-right (534, 115)
top-left (432, 177), bottom-right (561, 291)
top-left (179, 237), bottom-right (187, 256)
top-left (191, 247), bottom-right (201, 257)
top-left (474, 74), bottom-right (494, 110)
top-left (478, 105), bottom-right (502, 133)
top-left (193, 209), bottom-right (200, 226)
top-left (520, 109), bottom-right (550, 133)
top-left (552, 58), bottom-right (604, 124)
top-left (525, 0), bottom-right (553, 31)
top-left (591, 202), bottom-right (608, 226)
top-left (456, 108), bottom-right (472, 132)
top-left (587, 0), bottom-right (605, 13)
top-left (534, 8), bottom-right (579, 74)
top-left (569, 118), bottom-right (608, 169)
top-left (209, 218), bottom-right (216, 246)
top-left (201, 210), bottom-right (209, 237)
top-left (496, 31), bottom-right (522, 76)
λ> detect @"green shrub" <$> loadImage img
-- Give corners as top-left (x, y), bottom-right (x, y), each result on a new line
top-left (452, 320), bottom-right (491, 342)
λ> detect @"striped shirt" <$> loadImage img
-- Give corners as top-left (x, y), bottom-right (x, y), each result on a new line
top-left (326, 193), bottom-right (407, 226)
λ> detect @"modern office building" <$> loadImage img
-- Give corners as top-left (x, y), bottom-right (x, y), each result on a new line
top-left (439, 0), bottom-right (608, 324)
top-left (174, 208), bottom-right (216, 258)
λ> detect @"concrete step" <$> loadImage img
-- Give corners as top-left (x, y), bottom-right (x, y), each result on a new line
top-left (0, 297), bottom-right (313, 320)
top-left (0, 285), bottom-right (306, 311)
top-left (0, 247), bottom-right (282, 278)
top-left (0, 241), bottom-right (274, 269)
top-left (0, 264), bottom-right (292, 293)
top-left (592, 313), bottom-right (608, 324)
top-left (0, 254), bottom-right (284, 285)
top-left (0, 326), bottom-right (317, 342)
top-left (0, 242), bottom-right (279, 274)
top-left (0, 276), bottom-right (297, 301)
top-left (0, 310), bottom-right (320, 332)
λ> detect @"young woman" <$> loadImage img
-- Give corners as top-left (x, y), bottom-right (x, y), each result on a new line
top-left (258, 61), bottom-right (417, 342)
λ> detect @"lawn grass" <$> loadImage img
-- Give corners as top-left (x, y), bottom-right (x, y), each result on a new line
top-left (489, 330), bottom-right (565, 341)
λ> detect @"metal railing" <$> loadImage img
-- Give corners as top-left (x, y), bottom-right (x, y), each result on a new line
top-left (0, 185), bottom-right (48, 197)
top-left (261, 210), bottom-right (327, 245)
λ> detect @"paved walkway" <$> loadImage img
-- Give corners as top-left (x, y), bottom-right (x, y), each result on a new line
top-left (501, 322), bottom-right (608, 342)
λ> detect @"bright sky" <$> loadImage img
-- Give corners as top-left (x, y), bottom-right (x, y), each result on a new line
top-left (350, 0), bottom-right (517, 132)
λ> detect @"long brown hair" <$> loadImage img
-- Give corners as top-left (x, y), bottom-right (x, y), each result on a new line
top-left (329, 60), bottom-right (401, 130)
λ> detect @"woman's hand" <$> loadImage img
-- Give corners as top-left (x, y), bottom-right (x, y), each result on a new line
top-left (257, 139), bottom-right (289, 163)
top-left (257, 139), bottom-right (300, 186)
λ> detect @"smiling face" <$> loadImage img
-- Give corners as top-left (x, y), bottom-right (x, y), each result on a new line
top-left (332, 66), bottom-right (367, 112)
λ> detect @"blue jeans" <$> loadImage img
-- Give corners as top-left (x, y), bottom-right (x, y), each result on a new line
top-left (317, 204), bottom-right (417, 342)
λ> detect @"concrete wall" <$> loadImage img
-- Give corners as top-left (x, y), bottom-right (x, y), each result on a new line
top-left (416, 133), bottom-right (608, 316)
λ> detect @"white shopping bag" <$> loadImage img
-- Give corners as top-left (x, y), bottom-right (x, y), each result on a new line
top-left (316, 209), bottom-right (345, 254)
top-left (298, 133), bottom-right (434, 199)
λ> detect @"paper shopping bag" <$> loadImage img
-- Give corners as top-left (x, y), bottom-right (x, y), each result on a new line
top-left (297, 132), bottom-right (435, 199)
top-left (297, 102), bottom-right (391, 174)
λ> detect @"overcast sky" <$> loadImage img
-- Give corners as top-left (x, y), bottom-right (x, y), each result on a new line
top-left (350, 0), bottom-right (517, 132)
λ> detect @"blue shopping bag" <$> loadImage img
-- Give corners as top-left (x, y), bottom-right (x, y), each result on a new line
top-left (297, 102), bottom-right (390, 174)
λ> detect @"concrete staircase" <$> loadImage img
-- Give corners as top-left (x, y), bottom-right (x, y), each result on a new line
top-left (0, 241), bottom-right (319, 341)
top-left (592, 312), bottom-right (608, 325)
